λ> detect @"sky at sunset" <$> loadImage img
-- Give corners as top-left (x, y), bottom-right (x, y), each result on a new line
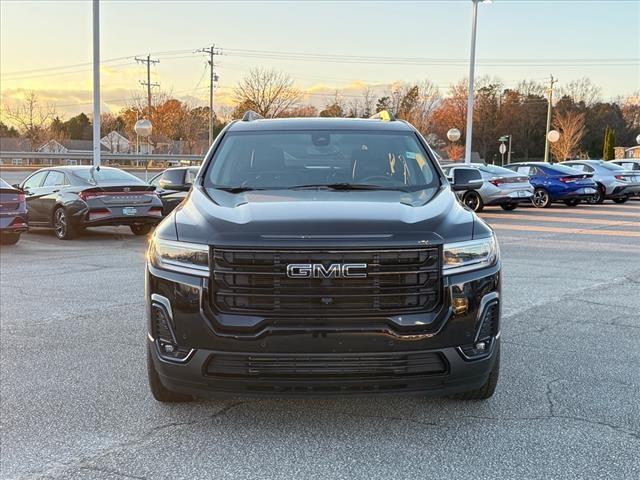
top-left (1, 0), bottom-right (639, 120)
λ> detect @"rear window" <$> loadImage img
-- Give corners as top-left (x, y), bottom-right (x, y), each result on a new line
top-left (72, 168), bottom-right (143, 184)
top-left (478, 164), bottom-right (517, 175)
top-left (546, 164), bottom-right (583, 175)
top-left (600, 162), bottom-right (625, 171)
top-left (205, 130), bottom-right (439, 192)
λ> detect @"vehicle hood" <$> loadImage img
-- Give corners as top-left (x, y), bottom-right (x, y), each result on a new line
top-left (168, 186), bottom-right (479, 248)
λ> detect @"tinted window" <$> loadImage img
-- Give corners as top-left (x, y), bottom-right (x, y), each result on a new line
top-left (185, 168), bottom-right (198, 184)
top-left (205, 130), bottom-right (439, 192)
top-left (43, 171), bottom-right (67, 186)
top-left (478, 164), bottom-right (517, 175)
top-left (515, 166), bottom-right (531, 175)
top-left (620, 162), bottom-right (639, 170)
top-left (149, 173), bottom-right (162, 187)
top-left (72, 168), bottom-right (142, 184)
top-left (453, 168), bottom-right (482, 184)
top-left (566, 163), bottom-right (585, 172)
top-left (545, 164), bottom-right (584, 175)
top-left (22, 171), bottom-right (48, 189)
top-left (600, 162), bottom-right (625, 171)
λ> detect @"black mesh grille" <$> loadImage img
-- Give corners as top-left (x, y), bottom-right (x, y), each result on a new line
top-left (205, 351), bottom-right (448, 379)
top-left (478, 303), bottom-right (499, 340)
top-left (151, 304), bottom-right (173, 342)
top-left (211, 247), bottom-right (441, 316)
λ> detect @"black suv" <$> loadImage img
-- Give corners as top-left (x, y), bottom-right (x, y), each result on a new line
top-left (146, 112), bottom-right (501, 401)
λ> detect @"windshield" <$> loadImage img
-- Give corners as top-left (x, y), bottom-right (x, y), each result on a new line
top-left (204, 130), bottom-right (439, 192)
top-left (72, 168), bottom-right (143, 184)
top-left (0, 178), bottom-right (12, 189)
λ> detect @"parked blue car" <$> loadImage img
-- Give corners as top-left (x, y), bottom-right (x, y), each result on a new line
top-left (0, 177), bottom-right (28, 245)
top-left (504, 162), bottom-right (598, 208)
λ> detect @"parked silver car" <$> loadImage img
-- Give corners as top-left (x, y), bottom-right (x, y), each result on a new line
top-left (441, 163), bottom-right (534, 212)
top-left (563, 160), bottom-right (640, 204)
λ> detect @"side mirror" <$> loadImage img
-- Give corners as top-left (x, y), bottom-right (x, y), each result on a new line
top-left (159, 179), bottom-right (191, 192)
top-left (451, 180), bottom-right (482, 192)
top-left (451, 169), bottom-right (483, 191)
top-left (12, 184), bottom-right (22, 190)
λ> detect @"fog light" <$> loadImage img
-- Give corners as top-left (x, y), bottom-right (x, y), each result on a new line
top-left (452, 296), bottom-right (469, 315)
top-left (475, 341), bottom-right (487, 351)
top-left (163, 343), bottom-right (175, 353)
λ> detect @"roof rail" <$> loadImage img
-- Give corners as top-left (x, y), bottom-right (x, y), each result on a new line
top-left (242, 110), bottom-right (264, 122)
top-left (369, 110), bottom-right (395, 121)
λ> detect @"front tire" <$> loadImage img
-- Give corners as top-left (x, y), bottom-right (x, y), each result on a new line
top-left (532, 188), bottom-right (552, 208)
top-left (53, 207), bottom-right (78, 240)
top-left (450, 348), bottom-right (500, 400)
top-left (612, 197), bottom-right (628, 204)
top-left (563, 199), bottom-right (581, 207)
top-left (462, 191), bottom-right (484, 212)
top-left (500, 203), bottom-right (517, 211)
top-left (130, 224), bottom-right (153, 236)
top-left (0, 233), bottom-right (20, 245)
top-left (147, 343), bottom-right (193, 403)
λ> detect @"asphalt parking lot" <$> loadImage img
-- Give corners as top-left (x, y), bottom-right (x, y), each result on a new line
top-left (1, 202), bottom-right (639, 480)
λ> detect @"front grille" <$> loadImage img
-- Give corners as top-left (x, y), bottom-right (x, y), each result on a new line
top-left (205, 351), bottom-right (448, 379)
top-left (211, 247), bottom-right (441, 316)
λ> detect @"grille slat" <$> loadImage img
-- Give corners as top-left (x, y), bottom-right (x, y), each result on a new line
top-left (206, 352), bottom-right (448, 379)
top-left (211, 247), bottom-right (441, 316)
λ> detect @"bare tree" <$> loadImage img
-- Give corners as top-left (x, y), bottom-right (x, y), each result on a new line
top-left (4, 92), bottom-right (55, 149)
top-left (560, 78), bottom-right (602, 107)
top-left (233, 68), bottom-right (302, 118)
top-left (550, 110), bottom-right (586, 161)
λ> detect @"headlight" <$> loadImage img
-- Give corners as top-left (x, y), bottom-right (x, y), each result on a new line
top-left (443, 236), bottom-right (499, 275)
top-left (149, 237), bottom-right (209, 277)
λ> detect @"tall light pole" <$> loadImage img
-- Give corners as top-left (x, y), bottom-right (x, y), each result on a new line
top-left (464, 0), bottom-right (491, 165)
top-left (92, 0), bottom-right (101, 169)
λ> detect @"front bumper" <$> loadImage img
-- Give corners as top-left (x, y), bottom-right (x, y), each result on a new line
top-left (146, 261), bottom-right (501, 398)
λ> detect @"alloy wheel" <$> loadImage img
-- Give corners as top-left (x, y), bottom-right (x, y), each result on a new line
top-left (54, 209), bottom-right (67, 238)
top-left (532, 189), bottom-right (549, 208)
top-left (463, 192), bottom-right (481, 212)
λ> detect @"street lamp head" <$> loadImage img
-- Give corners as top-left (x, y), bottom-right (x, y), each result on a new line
top-left (134, 119), bottom-right (152, 137)
top-left (447, 128), bottom-right (462, 142)
top-left (547, 130), bottom-right (560, 143)
top-left (636, 133), bottom-right (640, 145)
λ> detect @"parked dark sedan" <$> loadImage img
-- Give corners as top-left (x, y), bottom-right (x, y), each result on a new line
top-left (18, 166), bottom-right (163, 239)
top-left (149, 166), bottom-right (198, 215)
top-left (0, 178), bottom-right (28, 245)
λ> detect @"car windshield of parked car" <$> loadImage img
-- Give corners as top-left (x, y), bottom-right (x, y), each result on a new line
top-left (478, 164), bottom-right (517, 176)
top-left (547, 164), bottom-right (583, 175)
top-left (72, 168), bottom-right (143, 184)
top-left (205, 130), bottom-right (439, 192)
top-left (0, 178), bottom-right (12, 189)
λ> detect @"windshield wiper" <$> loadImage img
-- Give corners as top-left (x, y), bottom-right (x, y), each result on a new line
top-left (292, 183), bottom-right (406, 191)
top-left (211, 186), bottom-right (266, 193)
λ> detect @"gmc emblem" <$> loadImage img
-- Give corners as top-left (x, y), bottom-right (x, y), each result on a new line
top-left (286, 263), bottom-right (367, 279)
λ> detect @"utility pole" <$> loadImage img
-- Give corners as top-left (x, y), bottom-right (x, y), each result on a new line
top-left (92, 0), bottom-right (100, 169)
top-left (135, 54), bottom-right (160, 114)
top-left (196, 45), bottom-right (222, 145)
top-left (543, 74), bottom-right (558, 163)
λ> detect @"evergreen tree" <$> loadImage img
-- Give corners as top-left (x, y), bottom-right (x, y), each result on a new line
top-left (602, 126), bottom-right (615, 160)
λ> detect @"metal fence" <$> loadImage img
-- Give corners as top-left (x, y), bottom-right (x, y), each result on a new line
top-left (0, 151), bottom-right (204, 167)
